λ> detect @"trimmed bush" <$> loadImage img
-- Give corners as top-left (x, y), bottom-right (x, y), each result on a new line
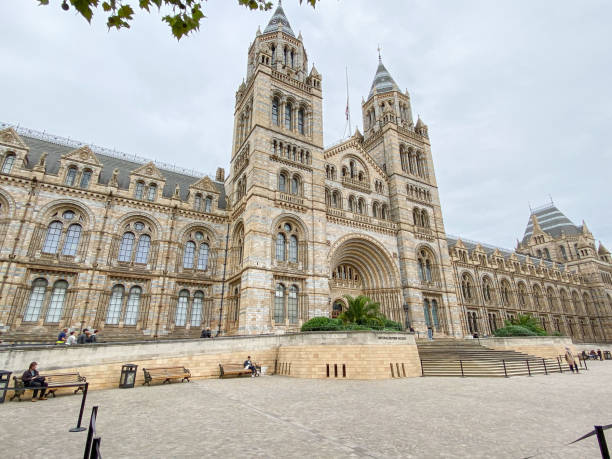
top-left (493, 325), bottom-right (537, 337)
top-left (383, 319), bottom-right (402, 331)
top-left (301, 317), bottom-right (344, 332)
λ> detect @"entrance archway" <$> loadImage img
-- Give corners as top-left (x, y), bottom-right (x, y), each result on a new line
top-left (328, 236), bottom-right (403, 323)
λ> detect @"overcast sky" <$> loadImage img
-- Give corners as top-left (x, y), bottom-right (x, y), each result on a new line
top-left (1, 0), bottom-right (611, 250)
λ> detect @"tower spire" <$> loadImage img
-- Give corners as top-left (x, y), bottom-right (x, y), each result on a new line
top-left (263, 1), bottom-right (295, 37)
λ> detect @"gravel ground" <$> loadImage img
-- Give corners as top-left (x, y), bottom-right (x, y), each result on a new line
top-left (1, 361), bottom-right (610, 458)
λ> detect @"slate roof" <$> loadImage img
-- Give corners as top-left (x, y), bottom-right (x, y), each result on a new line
top-left (522, 204), bottom-right (580, 244)
top-left (263, 1), bottom-right (295, 37)
top-left (18, 134), bottom-right (227, 209)
top-left (447, 235), bottom-right (560, 269)
top-left (368, 60), bottom-right (400, 99)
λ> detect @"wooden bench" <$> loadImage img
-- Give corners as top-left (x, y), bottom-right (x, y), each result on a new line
top-left (142, 366), bottom-right (191, 386)
top-left (219, 363), bottom-right (260, 379)
top-left (10, 372), bottom-right (86, 401)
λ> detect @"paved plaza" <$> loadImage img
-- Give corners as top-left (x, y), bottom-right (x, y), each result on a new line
top-left (1, 361), bottom-right (611, 458)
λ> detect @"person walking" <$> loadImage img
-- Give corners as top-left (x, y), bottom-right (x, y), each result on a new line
top-left (22, 362), bottom-right (48, 402)
top-left (564, 348), bottom-right (578, 373)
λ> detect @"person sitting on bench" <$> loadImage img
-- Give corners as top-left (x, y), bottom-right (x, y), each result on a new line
top-left (243, 356), bottom-right (257, 377)
top-left (22, 361), bottom-right (48, 402)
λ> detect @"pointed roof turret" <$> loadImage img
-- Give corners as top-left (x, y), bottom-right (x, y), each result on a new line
top-left (598, 242), bottom-right (610, 255)
top-left (368, 58), bottom-right (400, 100)
top-left (522, 203), bottom-right (580, 244)
top-left (581, 220), bottom-right (592, 236)
top-left (263, 1), bottom-right (295, 37)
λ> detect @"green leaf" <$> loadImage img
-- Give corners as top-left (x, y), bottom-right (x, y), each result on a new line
top-left (71, 0), bottom-right (95, 22)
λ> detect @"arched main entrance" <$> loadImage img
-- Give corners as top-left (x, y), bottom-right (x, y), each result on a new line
top-left (328, 236), bottom-right (403, 324)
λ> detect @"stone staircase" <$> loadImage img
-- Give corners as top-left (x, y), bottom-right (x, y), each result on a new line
top-left (417, 338), bottom-right (572, 377)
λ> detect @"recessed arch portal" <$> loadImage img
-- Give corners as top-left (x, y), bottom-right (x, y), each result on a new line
top-left (328, 236), bottom-right (403, 323)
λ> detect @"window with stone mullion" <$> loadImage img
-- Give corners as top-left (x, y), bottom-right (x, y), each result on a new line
top-left (175, 290), bottom-right (189, 326)
top-left (124, 286), bottom-right (141, 326)
top-left (45, 281), bottom-right (68, 323)
top-left (191, 291), bottom-right (204, 326)
top-left (23, 279), bottom-right (48, 322)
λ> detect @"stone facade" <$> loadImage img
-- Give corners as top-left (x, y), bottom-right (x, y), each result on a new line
top-left (0, 4), bottom-right (610, 343)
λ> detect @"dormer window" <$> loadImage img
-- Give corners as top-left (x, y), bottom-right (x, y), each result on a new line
top-left (1, 153), bottom-right (15, 174)
top-left (80, 169), bottom-right (92, 188)
top-left (65, 166), bottom-right (77, 186)
top-left (147, 183), bottom-right (157, 201)
top-left (135, 181), bottom-right (145, 200)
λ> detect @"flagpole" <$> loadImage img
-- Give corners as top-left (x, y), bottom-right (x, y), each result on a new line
top-left (345, 66), bottom-right (351, 136)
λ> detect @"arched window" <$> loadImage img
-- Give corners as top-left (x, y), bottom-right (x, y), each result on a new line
top-left (289, 235), bottom-right (298, 262)
top-left (198, 243), bottom-right (209, 270)
top-left (431, 299), bottom-right (440, 329)
top-left (501, 281), bottom-right (511, 305)
top-left (276, 233), bottom-right (286, 261)
top-left (61, 224), bottom-right (82, 256)
top-left (533, 285), bottom-right (543, 309)
top-left (285, 103), bottom-right (293, 130)
top-left (381, 205), bottom-right (388, 220)
top-left (65, 166), bottom-right (77, 186)
top-left (191, 290), bottom-right (204, 326)
top-left (194, 194), bottom-right (202, 211)
top-left (1, 153), bottom-right (15, 174)
top-left (547, 287), bottom-right (556, 311)
top-left (372, 202), bottom-right (379, 218)
top-left (23, 278), bottom-right (48, 322)
top-left (536, 249), bottom-right (542, 258)
top-left (274, 283), bottom-right (286, 323)
top-left (135, 181), bottom-right (145, 200)
top-left (288, 285), bottom-right (299, 324)
top-left (357, 198), bottom-right (365, 214)
top-left (204, 196), bottom-right (212, 213)
top-left (278, 173), bottom-right (287, 192)
top-left (418, 249), bottom-right (436, 282)
top-left (560, 245), bottom-right (567, 260)
top-left (332, 191), bottom-right (340, 208)
top-left (518, 283), bottom-right (528, 307)
top-left (291, 176), bottom-right (299, 195)
top-left (124, 286), bottom-right (142, 325)
top-left (183, 241), bottom-right (196, 268)
top-left (544, 248), bottom-right (551, 260)
top-left (272, 97), bottom-right (279, 125)
top-left (134, 234), bottom-right (151, 264)
top-left (118, 232), bottom-right (135, 262)
top-left (80, 169), bottom-right (92, 188)
top-left (348, 196), bottom-right (355, 212)
top-left (42, 221), bottom-right (63, 254)
top-left (46, 280), bottom-right (68, 323)
top-left (483, 277), bottom-right (493, 303)
top-left (147, 183), bottom-right (157, 202)
top-left (106, 284), bottom-right (124, 324)
top-left (175, 290), bottom-right (189, 326)
top-left (461, 273), bottom-right (474, 301)
top-left (298, 109), bottom-right (305, 134)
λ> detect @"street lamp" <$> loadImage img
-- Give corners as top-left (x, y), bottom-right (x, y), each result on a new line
top-left (119, 364), bottom-right (138, 389)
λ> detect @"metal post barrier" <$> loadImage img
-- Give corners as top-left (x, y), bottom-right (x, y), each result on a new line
top-left (502, 359), bottom-right (508, 378)
top-left (460, 360), bottom-right (464, 377)
top-left (526, 359), bottom-right (531, 376)
top-left (542, 358), bottom-right (548, 375)
top-left (420, 359), bottom-right (424, 377)
top-left (557, 357), bottom-right (563, 373)
top-left (595, 425), bottom-right (610, 459)
top-left (70, 382), bottom-right (89, 432)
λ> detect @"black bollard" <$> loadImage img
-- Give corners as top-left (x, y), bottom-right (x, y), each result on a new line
top-left (70, 382), bottom-right (89, 432)
top-left (595, 425), bottom-right (610, 459)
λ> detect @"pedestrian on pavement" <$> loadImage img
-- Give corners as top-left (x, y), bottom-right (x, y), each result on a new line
top-left (564, 347), bottom-right (578, 373)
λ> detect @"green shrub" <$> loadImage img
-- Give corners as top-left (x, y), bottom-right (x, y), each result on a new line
top-left (301, 317), bottom-right (343, 332)
top-left (383, 319), bottom-right (402, 331)
top-left (493, 325), bottom-right (537, 337)
top-left (342, 323), bottom-right (371, 331)
top-left (506, 314), bottom-right (547, 336)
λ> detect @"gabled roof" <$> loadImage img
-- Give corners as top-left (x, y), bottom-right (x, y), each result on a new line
top-left (263, 1), bottom-right (295, 37)
top-left (368, 59), bottom-right (400, 100)
top-left (522, 204), bottom-right (580, 244)
top-left (17, 134), bottom-right (227, 208)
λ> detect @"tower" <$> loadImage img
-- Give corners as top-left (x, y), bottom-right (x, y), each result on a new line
top-left (361, 56), bottom-right (463, 336)
top-left (226, 2), bottom-right (327, 334)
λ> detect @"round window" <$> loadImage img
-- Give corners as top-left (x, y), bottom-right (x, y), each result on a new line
top-left (284, 223), bottom-right (291, 232)
top-left (62, 210), bottom-right (75, 220)
top-left (195, 231), bottom-right (204, 241)
top-left (134, 222), bottom-right (145, 231)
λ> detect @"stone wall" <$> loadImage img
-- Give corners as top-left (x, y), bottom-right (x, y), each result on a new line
top-left (480, 336), bottom-right (575, 359)
top-left (0, 331), bottom-right (420, 393)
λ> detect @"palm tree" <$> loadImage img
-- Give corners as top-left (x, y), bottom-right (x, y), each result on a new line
top-left (338, 295), bottom-right (382, 325)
